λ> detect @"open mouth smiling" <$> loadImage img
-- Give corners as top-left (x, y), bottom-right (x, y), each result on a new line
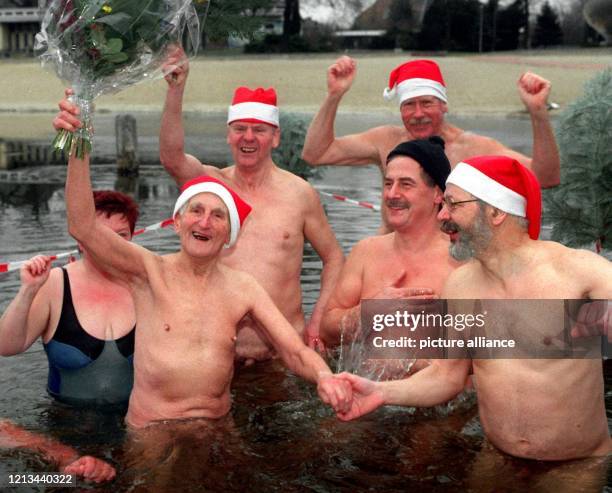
top-left (192, 231), bottom-right (211, 241)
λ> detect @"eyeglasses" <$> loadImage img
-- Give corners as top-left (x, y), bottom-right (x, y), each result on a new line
top-left (442, 197), bottom-right (480, 211)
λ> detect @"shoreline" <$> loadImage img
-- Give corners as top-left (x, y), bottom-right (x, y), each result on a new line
top-left (0, 50), bottom-right (607, 116)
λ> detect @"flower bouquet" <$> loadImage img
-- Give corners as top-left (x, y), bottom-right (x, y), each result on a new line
top-left (35, 0), bottom-right (203, 158)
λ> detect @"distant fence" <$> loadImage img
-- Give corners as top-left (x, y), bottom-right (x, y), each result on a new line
top-left (0, 139), bottom-right (65, 169)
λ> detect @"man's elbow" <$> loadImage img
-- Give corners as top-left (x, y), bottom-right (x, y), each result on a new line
top-left (159, 149), bottom-right (181, 175)
top-left (301, 149), bottom-right (323, 167)
top-left (322, 248), bottom-right (344, 270)
top-left (540, 175), bottom-right (560, 189)
top-left (67, 221), bottom-right (84, 242)
top-left (0, 342), bottom-right (22, 357)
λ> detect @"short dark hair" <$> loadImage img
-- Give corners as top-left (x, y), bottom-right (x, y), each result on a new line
top-left (93, 190), bottom-right (139, 234)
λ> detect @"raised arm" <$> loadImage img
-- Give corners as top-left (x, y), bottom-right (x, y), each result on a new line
top-left (302, 185), bottom-right (344, 350)
top-left (0, 256), bottom-right (55, 355)
top-left (462, 73), bottom-right (560, 189)
top-left (160, 45), bottom-right (224, 186)
top-left (302, 56), bottom-right (380, 166)
top-left (516, 72), bottom-right (560, 188)
top-left (66, 151), bottom-right (153, 286)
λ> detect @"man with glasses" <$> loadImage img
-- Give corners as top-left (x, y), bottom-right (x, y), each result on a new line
top-left (336, 155), bottom-right (611, 461)
top-left (320, 138), bottom-right (461, 347)
top-left (302, 58), bottom-right (560, 190)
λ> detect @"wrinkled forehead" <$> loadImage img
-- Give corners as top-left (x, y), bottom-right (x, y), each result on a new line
top-left (186, 192), bottom-right (229, 213)
top-left (400, 95), bottom-right (445, 107)
top-left (228, 120), bottom-right (278, 132)
top-left (385, 155), bottom-right (423, 178)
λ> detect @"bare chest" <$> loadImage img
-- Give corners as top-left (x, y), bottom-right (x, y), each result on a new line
top-left (221, 196), bottom-right (305, 269)
top-left (362, 253), bottom-right (453, 297)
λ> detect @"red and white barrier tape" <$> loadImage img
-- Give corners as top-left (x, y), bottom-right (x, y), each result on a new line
top-left (318, 191), bottom-right (380, 212)
top-left (1, 191), bottom-right (379, 274)
top-left (0, 217), bottom-right (174, 274)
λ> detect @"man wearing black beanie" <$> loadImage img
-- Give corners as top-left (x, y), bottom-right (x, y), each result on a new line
top-left (385, 136), bottom-right (450, 192)
top-left (320, 137), bottom-right (461, 348)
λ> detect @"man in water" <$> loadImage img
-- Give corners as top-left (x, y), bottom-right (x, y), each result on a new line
top-left (302, 57), bottom-right (560, 189)
top-left (159, 48), bottom-right (344, 359)
top-left (321, 138), bottom-right (460, 347)
top-left (63, 141), bottom-right (350, 428)
top-left (336, 155), bottom-right (611, 461)
top-left (56, 50), bottom-right (344, 360)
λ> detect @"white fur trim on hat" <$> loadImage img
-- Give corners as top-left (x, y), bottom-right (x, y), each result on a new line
top-left (446, 162), bottom-right (526, 217)
top-left (227, 102), bottom-right (279, 126)
top-left (173, 182), bottom-right (240, 248)
top-left (383, 78), bottom-right (448, 104)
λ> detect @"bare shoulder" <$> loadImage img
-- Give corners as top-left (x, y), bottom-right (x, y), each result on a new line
top-left (368, 125), bottom-right (406, 147)
top-left (274, 167), bottom-right (319, 203)
top-left (452, 131), bottom-right (505, 156)
top-left (545, 241), bottom-right (611, 272)
top-left (349, 234), bottom-right (391, 260)
top-left (442, 261), bottom-right (481, 297)
top-left (38, 266), bottom-right (64, 301)
top-left (218, 263), bottom-right (265, 300)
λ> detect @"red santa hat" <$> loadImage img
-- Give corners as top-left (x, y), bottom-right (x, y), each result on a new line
top-left (383, 60), bottom-right (447, 105)
top-left (446, 156), bottom-right (542, 240)
top-left (227, 87), bottom-right (279, 127)
top-left (173, 176), bottom-right (252, 248)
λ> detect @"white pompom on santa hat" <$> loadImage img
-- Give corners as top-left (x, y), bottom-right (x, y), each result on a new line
top-left (173, 176), bottom-right (252, 248)
top-left (446, 155), bottom-right (542, 240)
top-left (227, 86), bottom-right (279, 127)
top-left (383, 60), bottom-right (447, 105)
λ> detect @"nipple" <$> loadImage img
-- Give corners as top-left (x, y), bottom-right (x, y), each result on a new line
top-left (164, 323), bottom-right (171, 332)
top-left (543, 336), bottom-right (551, 346)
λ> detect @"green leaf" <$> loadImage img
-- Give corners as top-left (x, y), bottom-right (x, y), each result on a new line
top-left (102, 52), bottom-right (129, 64)
top-left (95, 12), bottom-right (134, 35)
top-left (102, 37), bottom-right (124, 54)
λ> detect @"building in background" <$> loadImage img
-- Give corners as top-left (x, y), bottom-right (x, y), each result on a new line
top-left (0, 0), bottom-right (44, 55)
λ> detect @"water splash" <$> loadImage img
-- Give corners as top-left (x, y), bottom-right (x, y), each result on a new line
top-left (335, 318), bottom-right (416, 381)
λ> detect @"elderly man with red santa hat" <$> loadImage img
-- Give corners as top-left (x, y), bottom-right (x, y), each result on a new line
top-left (55, 48), bottom-right (344, 364)
top-left (302, 58), bottom-right (560, 194)
top-left (157, 48), bottom-right (344, 364)
top-left (335, 155), bottom-right (611, 462)
top-left (61, 132), bottom-right (351, 428)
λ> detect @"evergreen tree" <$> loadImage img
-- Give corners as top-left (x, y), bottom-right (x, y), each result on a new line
top-left (203, 0), bottom-right (275, 43)
top-left (483, 0), bottom-right (498, 51)
top-left (282, 0), bottom-right (301, 52)
top-left (494, 0), bottom-right (524, 50)
top-left (417, 0), bottom-right (447, 50)
top-left (533, 1), bottom-right (563, 47)
top-left (544, 69), bottom-right (612, 253)
top-left (418, 0), bottom-right (480, 51)
top-left (388, 0), bottom-right (414, 50)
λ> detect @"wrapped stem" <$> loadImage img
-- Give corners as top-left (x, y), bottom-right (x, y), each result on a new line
top-left (52, 92), bottom-right (94, 160)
